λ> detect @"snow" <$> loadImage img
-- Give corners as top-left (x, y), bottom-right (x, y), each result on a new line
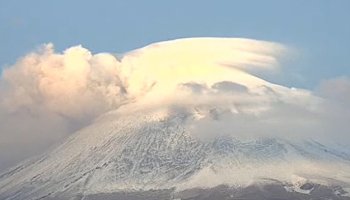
top-left (1, 107), bottom-right (350, 200)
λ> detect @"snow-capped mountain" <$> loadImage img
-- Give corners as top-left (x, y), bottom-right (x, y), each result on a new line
top-left (1, 37), bottom-right (350, 200)
top-left (1, 107), bottom-right (350, 200)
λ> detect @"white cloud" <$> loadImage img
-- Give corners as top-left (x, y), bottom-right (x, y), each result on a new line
top-left (0, 37), bottom-right (349, 171)
top-left (1, 44), bottom-right (127, 120)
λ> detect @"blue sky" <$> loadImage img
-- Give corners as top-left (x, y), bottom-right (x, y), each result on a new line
top-left (1, 0), bottom-right (349, 88)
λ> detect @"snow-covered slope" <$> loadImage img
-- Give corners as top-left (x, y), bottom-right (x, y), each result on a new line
top-left (1, 107), bottom-right (350, 200)
top-left (1, 37), bottom-right (349, 200)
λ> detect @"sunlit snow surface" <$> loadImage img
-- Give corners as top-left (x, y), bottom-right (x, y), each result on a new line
top-left (1, 108), bottom-right (350, 199)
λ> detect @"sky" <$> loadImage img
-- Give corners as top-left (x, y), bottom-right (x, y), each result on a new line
top-left (0, 1), bottom-right (350, 172)
top-left (1, 0), bottom-right (349, 88)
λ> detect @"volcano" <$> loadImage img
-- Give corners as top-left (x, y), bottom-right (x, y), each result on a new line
top-left (1, 38), bottom-right (350, 200)
top-left (1, 107), bottom-right (350, 200)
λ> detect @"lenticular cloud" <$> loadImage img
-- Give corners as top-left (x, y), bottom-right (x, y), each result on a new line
top-left (0, 38), bottom-right (286, 122)
top-left (0, 37), bottom-right (349, 170)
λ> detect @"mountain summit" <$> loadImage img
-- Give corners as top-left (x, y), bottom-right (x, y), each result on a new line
top-left (1, 38), bottom-right (349, 200)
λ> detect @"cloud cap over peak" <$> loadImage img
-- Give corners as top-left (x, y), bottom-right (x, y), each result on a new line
top-left (0, 37), bottom-right (348, 171)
